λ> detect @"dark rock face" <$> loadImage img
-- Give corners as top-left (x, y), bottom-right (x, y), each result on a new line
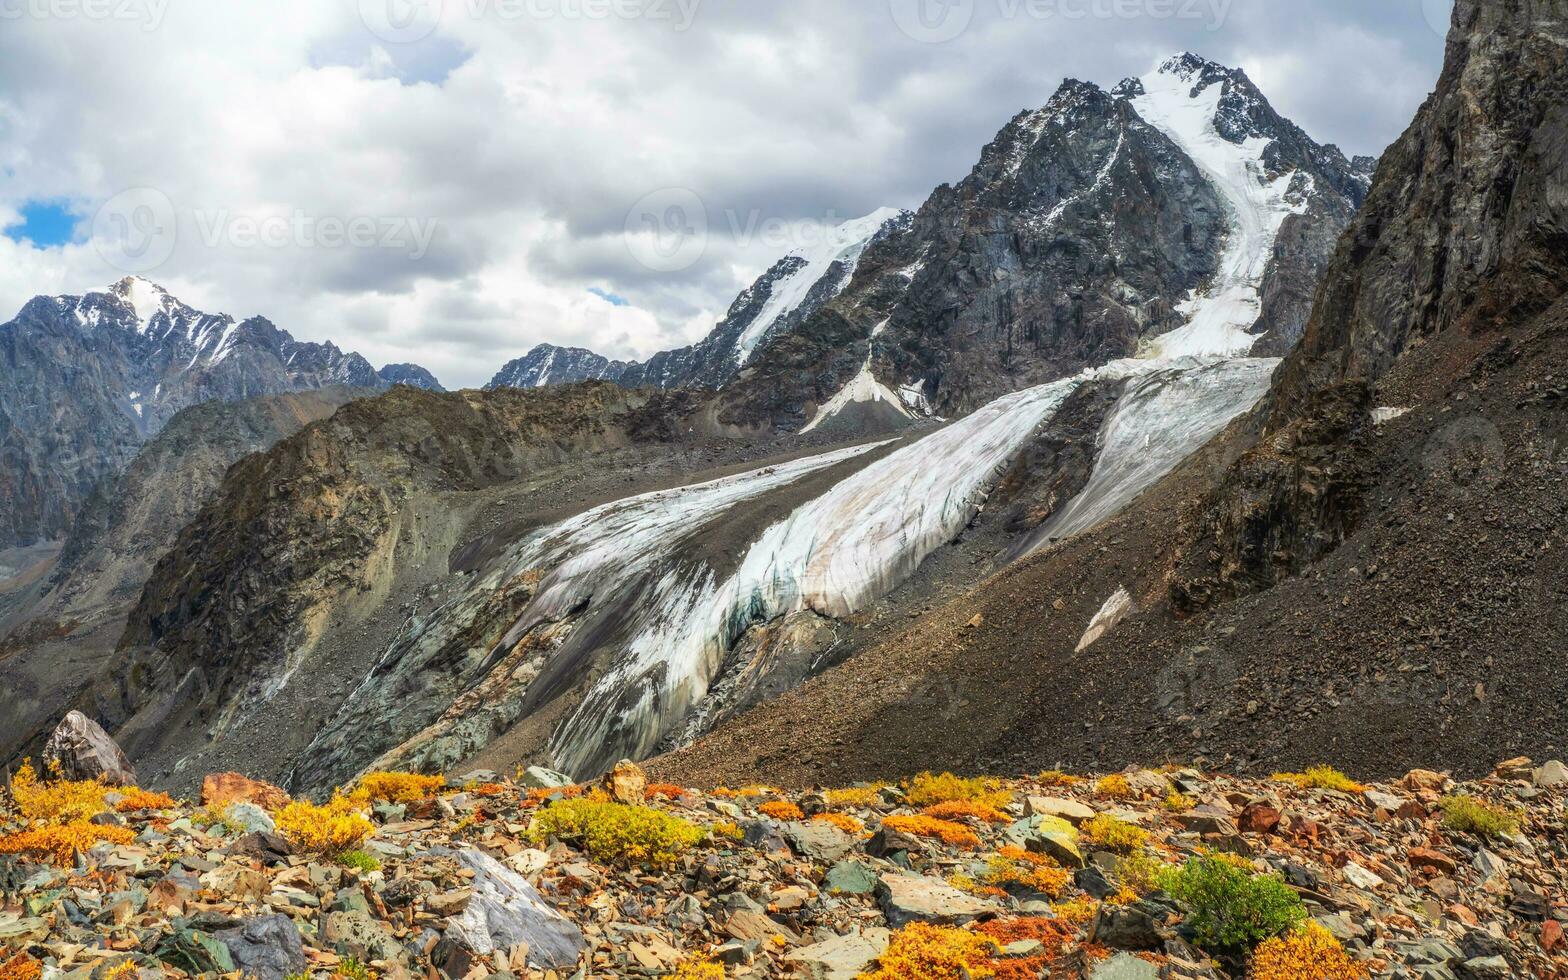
top-left (377, 363), bottom-right (446, 392)
top-left (719, 58), bottom-right (1367, 428)
top-left (1187, 0), bottom-right (1568, 597)
top-left (0, 388), bottom-right (363, 770)
top-left (487, 210), bottom-right (910, 394)
top-left (0, 277), bottom-right (438, 549)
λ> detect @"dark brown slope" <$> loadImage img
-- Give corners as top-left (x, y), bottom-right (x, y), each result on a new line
top-left (0, 388), bottom-right (363, 769)
top-left (90, 383), bottom-right (734, 789)
top-left (653, 0), bottom-right (1568, 787)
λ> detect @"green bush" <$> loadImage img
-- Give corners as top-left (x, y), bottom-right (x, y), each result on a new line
top-left (1439, 795), bottom-right (1521, 838)
top-left (528, 796), bottom-right (705, 868)
top-left (338, 849), bottom-right (382, 873)
top-left (1157, 855), bottom-right (1306, 958)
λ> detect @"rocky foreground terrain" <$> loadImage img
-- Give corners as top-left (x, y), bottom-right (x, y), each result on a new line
top-left (2, 718), bottom-right (1565, 979)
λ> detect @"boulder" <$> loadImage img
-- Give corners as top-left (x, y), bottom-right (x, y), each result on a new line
top-left (603, 760), bottom-right (648, 805)
top-left (1532, 760), bottom-right (1567, 789)
top-left (783, 822), bottom-right (855, 862)
top-left (784, 929), bottom-right (891, 980)
top-left (202, 773), bottom-right (291, 811)
top-left (42, 711), bottom-right (135, 786)
top-left (1006, 814), bottom-right (1084, 868)
top-left (1025, 796), bottom-right (1096, 824)
top-left (439, 848), bottom-right (586, 970)
top-left (521, 766), bottom-right (574, 789)
top-left (875, 873), bottom-right (998, 927)
top-left (824, 861), bottom-right (879, 896)
top-left (213, 914), bottom-right (306, 980)
top-left (1091, 952), bottom-right (1160, 979)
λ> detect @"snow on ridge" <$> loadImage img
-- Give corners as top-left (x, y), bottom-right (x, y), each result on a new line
top-left (1131, 61), bottom-right (1307, 360)
top-left (732, 207), bottom-right (904, 367)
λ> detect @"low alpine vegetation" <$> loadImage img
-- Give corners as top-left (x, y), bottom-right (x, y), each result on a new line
top-left (274, 796), bottom-right (375, 857)
top-left (1271, 766), bottom-right (1364, 793)
top-left (881, 814), bottom-right (982, 848)
top-left (354, 771), bottom-right (447, 804)
top-left (1438, 794), bottom-right (1522, 838)
top-left (757, 800), bottom-right (805, 821)
top-left (1156, 855), bottom-right (1307, 960)
top-left (1080, 814), bottom-right (1148, 853)
top-left (856, 922), bottom-right (998, 980)
top-left (1250, 921), bottom-right (1369, 980)
top-left (905, 772), bottom-right (1011, 810)
top-left (528, 794), bottom-right (705, 868)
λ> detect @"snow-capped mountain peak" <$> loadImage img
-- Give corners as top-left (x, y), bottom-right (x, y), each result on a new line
top-left (732, 206), bottom-right (907, 367)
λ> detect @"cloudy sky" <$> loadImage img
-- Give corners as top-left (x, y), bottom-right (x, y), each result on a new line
top-left (0, 0), bottom-right (1452, 388)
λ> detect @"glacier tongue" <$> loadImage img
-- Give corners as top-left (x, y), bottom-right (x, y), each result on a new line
top-left (549, 377), bottom-right (1084, 775)
top-left (1020, 357), bottom-right (1278, 550)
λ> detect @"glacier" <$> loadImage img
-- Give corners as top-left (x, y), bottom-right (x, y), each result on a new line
top-left (311, 55), bottom-right (1318, 785)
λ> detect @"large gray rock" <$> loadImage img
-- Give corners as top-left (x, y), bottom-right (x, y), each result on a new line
top-left (784, 929), bottom-right (891, 980)
top-left (783, 821), bottom-right (856, 862)
top-left (875, 873), bottom-right (998, 928)
top-left (440, 848), bottom-right (586, 971)
top-left (213, 914), bottom-right (306, 980)
top-left (1092, 952), bottom-right (1160, 980)
top-left (43, 711), bottom-right (136, 786)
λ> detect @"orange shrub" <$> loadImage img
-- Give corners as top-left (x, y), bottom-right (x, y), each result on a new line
top-left (0, 952), bottom-right (42, 980)
top-left (882, 815), bottom-right (980, 849)
top-left (8, 760), bottom-right (108, 823)
top-left (857, 923), bottom-right (997, 980)
top-left (983, 846), bottom-right (1070, 897)
top-left (975, 919), bottom-right (1076, 980)
top-left (644, 783), bottom-right (685, 800)
top-left (0, 822), bottom-right (136, 865)
top-left (274, 796), bottom-right (374, 856)
top-left (1250, 923), bottom-right (1369, 980)
top-left (1094, 775), bottom-right (1134, 799)
top-left (758, 801), bottom-right (805, 822)
top-left (115, 788), bottom-right (177, 812)
top-left (812, 812), bottom-right (865, 834)
top-left (354, 771), bottom-right (446, 803)
top-left (923, 800), bottom-right (1010, 825)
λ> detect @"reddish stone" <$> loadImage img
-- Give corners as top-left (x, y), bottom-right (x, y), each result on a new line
top-left (201, 772), bottom-right (291, 811)
top-left (1238, 803), bottom-right (1282, 835)
top-left (1542, 920), bottom-right (1564, 954)
top-left (1408, 847), bottom-right (1457, 875)
top-left (1394, 800), bottom-right (1428, 821)
top-left (1447, 904), bottom-right (1479, 927)
top-left (1290, 817), bottom-right (1322, 844)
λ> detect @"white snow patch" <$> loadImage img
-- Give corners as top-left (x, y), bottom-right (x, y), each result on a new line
top-left (1076, 587), bottom-right (1134, 653)
top-left (116, 277), bottom-right (167, 331)
top-left (1131, 63), bottom-right (1308, 360)
top-left (733, 207), bottom-right (902, 366)
top-left (800, 356), bottom-right (914, 434)
top-left (1373, 406), bottom-right (1410, 426)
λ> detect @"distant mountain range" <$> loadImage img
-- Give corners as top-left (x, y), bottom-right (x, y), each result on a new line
top-left (0, 277), bottom-right (442, 549)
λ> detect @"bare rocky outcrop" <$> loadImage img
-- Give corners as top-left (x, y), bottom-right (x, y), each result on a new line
top-left (41, 710), bottom-right (135, 786)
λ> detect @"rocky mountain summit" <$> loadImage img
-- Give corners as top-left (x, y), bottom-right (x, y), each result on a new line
top-left (2, 741), bottom-right (1565, 979)
top-left (0, 278), bottom-right (441, 550)
top-left (488, 209), bottom-right (911, 394)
